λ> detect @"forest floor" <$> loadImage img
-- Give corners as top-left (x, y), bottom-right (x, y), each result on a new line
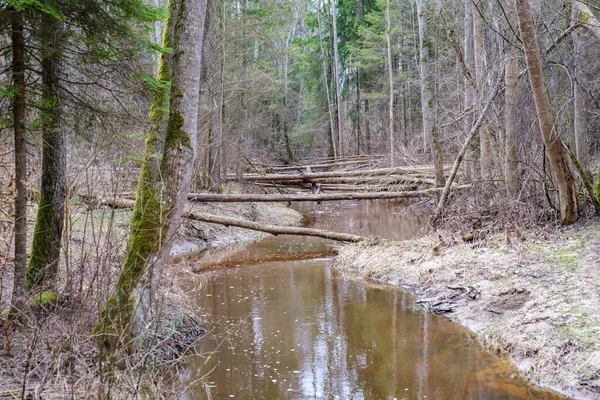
top-left (334, 217), bottom-right (600, 400)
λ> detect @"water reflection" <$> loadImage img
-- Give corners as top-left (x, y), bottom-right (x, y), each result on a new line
top-left (184, 200), bottom-right (563, 399)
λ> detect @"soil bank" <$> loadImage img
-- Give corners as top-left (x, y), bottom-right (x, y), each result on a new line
top-left (333, 219), bottom-right (600, 399)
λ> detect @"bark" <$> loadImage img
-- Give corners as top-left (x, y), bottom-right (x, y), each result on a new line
top-left (27, 15), bottom-right (66, 290)
top-left (263, 159), bottom-right (374, 172)
top-left (463, 0), bottom-right (476, 181)
top-left (572, 4), bottom-right (588, 169)
top-left (416, 0), bottom-right (444, 187)
top-left (364, 99), bottom-right (371, 154)
top-left (355, 69), bottom-right (362, 155)
top-left (9, 8), bottom-right (26, 315)
top-left (96, 0), bottom-right (208, 355)
top-left (515, 0), bottom-right (578, 224)
top-left (505, 0), bottom-right (520, 196)
top-left (386, 0), bottom-right (395, 166)
top-left (474, 0), bottom-right (493, 181)
top-left (230, 165), bottom-right (448, 182)
top-left (202, 0), bottom-right (219, 187)
top-left (331, 0), bottom-right (344, 158)
top-left (185, 211), bottom-right (373, 243)
top-left (317, 8), bottom-right (337, 159)
top-left (187, 186), bottom-right (464, 203)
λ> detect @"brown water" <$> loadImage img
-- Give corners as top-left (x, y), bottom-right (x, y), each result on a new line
top-left (184, 201), bottom-right (563, 400)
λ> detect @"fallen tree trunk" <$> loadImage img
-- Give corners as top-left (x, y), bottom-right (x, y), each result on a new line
top-left (228, 165), bottom-right (451, 182)
top-left (262, 159), bottom-right (377, 172)
top-left (93, 196), bottom-right (374, 243)
top-left (185, 210), bottom-right (374, 243)
top-left (187, 186), bottom-right (469, 202)
top-left (253, 176), bottom-right (434, 186)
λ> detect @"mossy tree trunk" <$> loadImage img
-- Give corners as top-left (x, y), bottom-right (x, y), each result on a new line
top-left (27, 14), bottom-right (66, 290)
top-left (515, 0), bottom-right (578, 224)
top-left (9, 8), bottom-right (27, 315)
top-left (416, 0), bottom-right (444, 187)
top-left (95, 0), bottom-right (208, 356)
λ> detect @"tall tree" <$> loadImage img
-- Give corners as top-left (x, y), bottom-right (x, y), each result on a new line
top-left (331, 0), bottom-right (344, 158)
top-left (504, 0), bottom-right (520, 196)
top-left (473, 0), bottom-right (492, 181)
top-left (416, 0), bottom-right (444, 187)
top-left (572, 3), bottom-right (588, 169)
top-left (515, 0), bottom-right (578, 224)
top-left (96, 0), bottom-right (208, 355)
top-left (26, 13), bottom-right (66, 290)
top-left (9, 6), bottom-right (27, 315)
top-left (386, 0), bottom-right (395, 165)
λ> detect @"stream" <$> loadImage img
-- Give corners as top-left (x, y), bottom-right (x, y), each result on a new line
top-left (183, 200), bottom-right (563, 399)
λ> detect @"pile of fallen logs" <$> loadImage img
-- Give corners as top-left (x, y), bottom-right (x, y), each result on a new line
top-left (90, 156), bottom-right (470, 243)
top-left (229, 161), bottom-right (452, 193)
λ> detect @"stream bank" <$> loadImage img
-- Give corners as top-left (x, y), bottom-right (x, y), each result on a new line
top-left (334, 218), bottom-right (600, 399)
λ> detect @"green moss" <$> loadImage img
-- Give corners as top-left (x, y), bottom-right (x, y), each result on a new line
top-left (581, 11), bottom-right (591, 25)
top-left (31, 291), bottom-right (58, 306)
top-left (27, 194), bottom-right (56, 289)
top-left (95, 0), bottom-right (175, 356)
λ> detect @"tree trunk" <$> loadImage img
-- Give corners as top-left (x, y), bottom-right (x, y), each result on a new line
top-left (27, 15), bottom-right (66, 290)
top-left (386, 0), bottom-right (395, 166)
top-left (95, 197), bottom-right (375, 243)
top-left (463, 0), bottom-right (476, 182)
top-left (365, 99), bottom-right (371, 154)
top-left (187, 186), bottom-right (468, 203)
top-left (331, 0), bottom-right (344, 158)
top-left (96, 0), bottom-right (208, 355)
top-left (505, 0), bottom-right (520, 196)
top-left (317, 7), bottom-right (337, 158)
top-left (515, 0), bottom-right (578, 224)
top-left (355, 68), bottom-right (362, 155)
top-left (474, 0), bottom-right (492, 181)
top-left (572, 4), bottom-right (588, 169)
top-left (416, 0), bottom-right (444, 187)
top-left (9, 8), bottom-right (27, 315)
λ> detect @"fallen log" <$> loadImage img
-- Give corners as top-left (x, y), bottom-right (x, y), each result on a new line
top-left (91, 197), bottom-right (375, 243)
top-left (228, 165), bottom-right (451, 182)
top-left (262, 159), bottom-right (377, 172)
top-left (185, 211), bottom-right (374, 243)
top-left (250, 176), bottom-right (434, 186)
top-left (187, 185), bottom-right (470, 202)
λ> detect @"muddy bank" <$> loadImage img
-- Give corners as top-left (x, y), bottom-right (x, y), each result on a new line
top-left (333, 219), bottom-right (600, 399)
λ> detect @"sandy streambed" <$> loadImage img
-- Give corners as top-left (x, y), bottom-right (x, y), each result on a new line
top-left (334, 219), bottom-right (600, 399)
